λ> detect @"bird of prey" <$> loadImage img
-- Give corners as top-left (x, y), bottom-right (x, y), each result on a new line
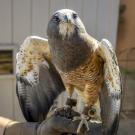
top-left (16, 9), bottom-right (122, 135)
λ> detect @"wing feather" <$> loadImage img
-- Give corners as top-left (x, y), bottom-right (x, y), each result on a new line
top-left (16, 36), bottom-right (65, 122)
top-left (97, 39), bottom-right (122, 135)
top-left (16, 36), bottom-right (50, 84)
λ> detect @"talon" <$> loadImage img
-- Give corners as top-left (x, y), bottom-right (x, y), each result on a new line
top-left (64, 105), bottom-right (72, 119)
top-left (54, 106), bottom-right (72, 119)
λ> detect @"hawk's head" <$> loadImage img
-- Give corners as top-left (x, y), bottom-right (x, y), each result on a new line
top-left (47, 9), bottom-right (86, 39)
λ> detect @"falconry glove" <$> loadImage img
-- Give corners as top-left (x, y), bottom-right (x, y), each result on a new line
top-left (4, 108), bottom-right (85, 135)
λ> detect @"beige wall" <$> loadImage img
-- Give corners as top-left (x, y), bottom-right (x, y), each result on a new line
top-left (0, 0), bottom-right (120, 46)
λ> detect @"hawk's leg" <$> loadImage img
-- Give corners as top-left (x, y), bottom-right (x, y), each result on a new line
top-left (63, 85), bottom-right (77, 118)
top-left (54, 98), bottom-right (77, 119)
top-left (65, 84), bottom-right (77, 108)
top-left (55, 85), bottom-right (77, 119)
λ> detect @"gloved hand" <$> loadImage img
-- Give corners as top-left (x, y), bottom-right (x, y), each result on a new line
top-left (37, 107), bottom-right (85, 135)
top-left (4, 107), bottom-right (85, 135)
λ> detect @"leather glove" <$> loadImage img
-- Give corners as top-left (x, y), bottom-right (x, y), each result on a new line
top-left (38, 107), bottom-right (86, 135)
top-left (4, 107), bottom-right (85, 135)
top-left (4, 108), bottom-right (103, 135)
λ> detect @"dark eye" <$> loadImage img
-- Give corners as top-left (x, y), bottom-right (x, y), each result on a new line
top-left (54, 15), bottom-right (60, 22)
top-left (72, 13), bottom-right (77, 19)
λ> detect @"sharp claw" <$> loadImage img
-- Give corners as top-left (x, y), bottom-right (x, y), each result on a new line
top-left (54, 106), bottom-right (72, 119)
top-left (64, 105), bottom-right (72, 119)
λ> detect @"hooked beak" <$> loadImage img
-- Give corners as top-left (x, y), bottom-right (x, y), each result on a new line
top-left (63, 15), bottom-right (71, 23)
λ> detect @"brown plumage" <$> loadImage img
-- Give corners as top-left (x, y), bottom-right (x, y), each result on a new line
top-left (60, 38), bottom-right (104, 106)
top-left (63, 56), bottom-right (103, 104)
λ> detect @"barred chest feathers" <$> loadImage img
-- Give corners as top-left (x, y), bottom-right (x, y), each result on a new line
top-left (61, 54), bottom-right (104, 91)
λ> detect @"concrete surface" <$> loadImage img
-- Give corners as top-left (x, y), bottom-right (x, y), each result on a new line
top-left (118, 119), bottom-right (135, 135)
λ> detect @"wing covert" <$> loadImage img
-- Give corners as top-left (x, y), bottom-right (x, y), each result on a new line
top-left (16, 36), bottom-right (50, 85)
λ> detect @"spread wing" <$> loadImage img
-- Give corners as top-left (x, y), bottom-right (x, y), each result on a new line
top-left (97, 39), bottom-right (122, 135)
top-left (16, 36), bottom-right (65, 122)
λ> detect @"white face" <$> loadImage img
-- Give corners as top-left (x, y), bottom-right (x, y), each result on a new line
top-left (54, 9), bottom-right (86, 38)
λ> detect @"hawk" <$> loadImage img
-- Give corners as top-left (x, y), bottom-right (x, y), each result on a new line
top-left (16, 9), bottom-right (122, 135)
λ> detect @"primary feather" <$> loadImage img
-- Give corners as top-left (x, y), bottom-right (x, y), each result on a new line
top-left (16, 36), bottom-right (65, 122)
top-left (98, 39), bottom-right (122, 135)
